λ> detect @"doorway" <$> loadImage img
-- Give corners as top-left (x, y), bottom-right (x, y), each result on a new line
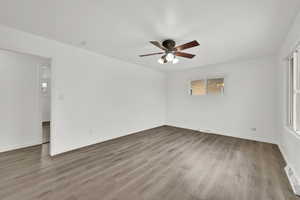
top-left (39, 64), bottom-right (51, 154)
top-left (0, 49), bottom-right (52, 155)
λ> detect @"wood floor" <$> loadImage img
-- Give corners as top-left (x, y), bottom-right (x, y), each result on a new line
top-left (0, 126), bottom-right (298, 200)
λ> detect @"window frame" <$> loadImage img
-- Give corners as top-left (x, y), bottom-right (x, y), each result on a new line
top-left (287, 50), bottom-right (300, 135)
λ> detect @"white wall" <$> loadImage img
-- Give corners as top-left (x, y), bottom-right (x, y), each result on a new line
top-left (166, 57), bottom-right (278, 144)
top-left (278, 11), bottom-right (300, 182)
top-left (0, 49), bottom-right (47, 152)
top-left (0, 25), bottom-right (166, 155)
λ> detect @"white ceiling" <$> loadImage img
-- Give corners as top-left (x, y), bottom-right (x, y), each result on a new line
top-left (0, 0), bottom-right (299, 71)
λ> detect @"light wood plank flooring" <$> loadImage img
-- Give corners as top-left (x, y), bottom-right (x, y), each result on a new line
top-left (0, 126), bottom-right (298, 200)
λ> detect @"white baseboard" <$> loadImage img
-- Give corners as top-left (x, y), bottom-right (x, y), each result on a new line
top-left (0, 140), bottom-right (42, 153)
top-left (166, 124), bottom-right (275, 144)
top-left (285, 166), bottom-right (300, 196)
top-left (279, 144), bottom-right (300, 196)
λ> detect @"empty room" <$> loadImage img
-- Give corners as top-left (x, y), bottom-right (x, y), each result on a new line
top-left (0, 0), bottom-right (300, 199)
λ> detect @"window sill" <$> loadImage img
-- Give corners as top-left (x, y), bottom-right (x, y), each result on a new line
top-left (284, 126), bottom-right (300, 140)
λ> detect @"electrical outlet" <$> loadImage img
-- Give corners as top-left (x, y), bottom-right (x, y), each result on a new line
top-left (251, 128), bottom-right (257, 131)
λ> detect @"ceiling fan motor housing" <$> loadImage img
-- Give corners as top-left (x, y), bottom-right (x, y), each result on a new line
top-left (162, 39), bottom-right (176, 50)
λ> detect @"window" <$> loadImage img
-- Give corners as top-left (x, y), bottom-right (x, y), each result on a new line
top-left (287, 51), bottom-right (300, 133)
top-left (191, 80), bottom-right (206, 95)
top-left (207, 78), bottom-right (224, 94)
top-left (190, 78), bottom-right (224, 96)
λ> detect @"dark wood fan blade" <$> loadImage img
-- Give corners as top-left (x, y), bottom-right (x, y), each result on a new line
top-left (150, 41), bottom-right (167, 50)
top-left (175, 52), bottom-right (195, 59)
top-left (175, 40), bottom-right (199, 51)
top-left (139, 52), bottom-right (164, 57)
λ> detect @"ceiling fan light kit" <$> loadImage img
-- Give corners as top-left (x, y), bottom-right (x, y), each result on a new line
top-left (172, 57), bottom-right (179, 64)
top-left (139, 39), bottom-right (200, 64)
top-left (158, 54), bottom-right (168, 64)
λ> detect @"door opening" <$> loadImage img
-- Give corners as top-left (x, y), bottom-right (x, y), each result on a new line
top-left (0, 49), bottom-right (52, 155)
top-left (40, 63), bottom-right (51, 154)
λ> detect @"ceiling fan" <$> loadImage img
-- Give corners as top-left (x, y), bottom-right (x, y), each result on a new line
top-left (139, 39), bottom-right (200, 64)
